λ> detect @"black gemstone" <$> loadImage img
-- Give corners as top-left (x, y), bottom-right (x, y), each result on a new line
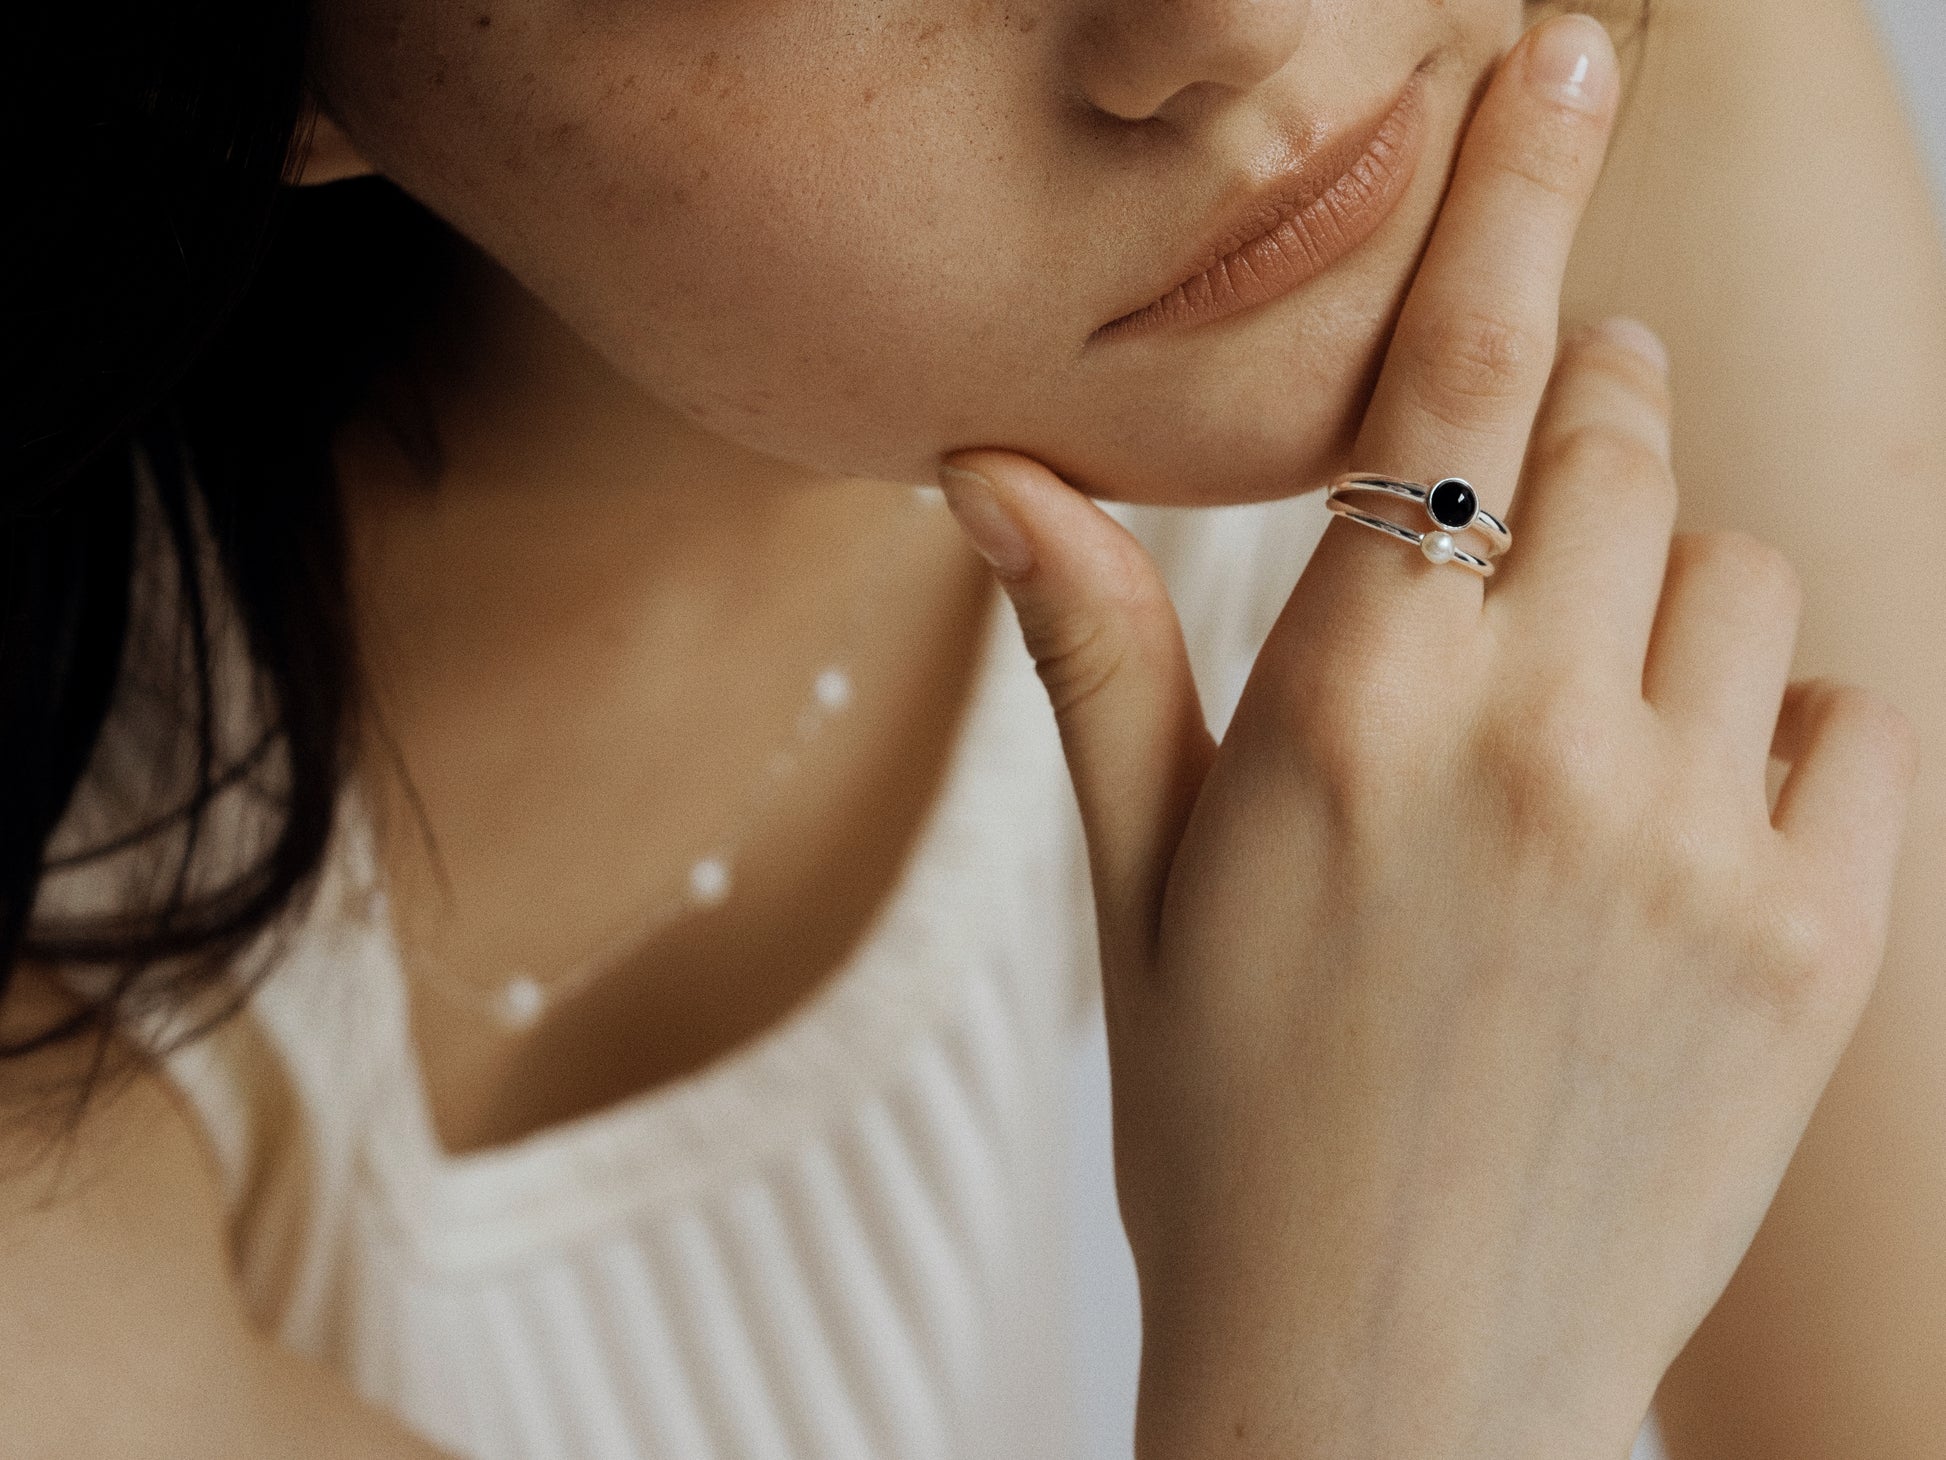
top-left (1426, 477), bottom-right (1477, 531)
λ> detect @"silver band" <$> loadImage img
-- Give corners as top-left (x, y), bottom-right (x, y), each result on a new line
top-left (1324, 472), bottom-right (1511, 578)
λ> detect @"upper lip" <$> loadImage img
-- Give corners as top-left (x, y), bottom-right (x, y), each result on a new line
top-left (1093, 58), bottom-right (1432, 338)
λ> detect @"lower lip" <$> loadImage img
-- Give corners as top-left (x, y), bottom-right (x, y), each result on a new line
top-left (1089, 65), bottom-right (1432, 346)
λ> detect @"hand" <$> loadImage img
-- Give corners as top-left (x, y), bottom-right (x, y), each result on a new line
top-left (936, 11), bottom-right (1921, 1459)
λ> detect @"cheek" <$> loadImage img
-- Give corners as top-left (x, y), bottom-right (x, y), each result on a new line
top-left (320, 1), bottom-right (1509, 503)
top-left (350, 14), bottom-right (1043, 482)
top-left (556, 101), bottom-right (1018, 470)
top-left (537, 95), bottom-right (1393, 503)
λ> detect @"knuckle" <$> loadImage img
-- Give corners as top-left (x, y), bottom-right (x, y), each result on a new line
top-left (1535, 419), bottom-right (1670, 496)
top-left (1011, 535), bottom-right (1164, 720)
top-left (1827, 682), bottom-right (1923, 783)
top-left (1636, 796), bottom-right (1747, 930)
top-left (1279, 671), bottom-right (1422, 824)
top-left (1690, 528), bottom-right (1804, 617)
top-left (1883, 703), bottom-right (1923, 787)
top-left (1020, 607), bottom-right (1127, 720)
top-left (1288, 681), bottom-right (1393, 789)
top-left (1477, 671), bottom-right (1629, 843)
top-left (1830, 679), bottom-right (1908, 734)
top-left (1407, 306), bottom-right (1540, 428)
top-left (1734, 899), bottom-right (1844, 1025)
top-left (1561, 326), bottom-right (1675, 420)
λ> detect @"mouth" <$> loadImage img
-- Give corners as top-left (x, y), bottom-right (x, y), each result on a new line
top-left (1088, 57), bottom-right (1435, 347)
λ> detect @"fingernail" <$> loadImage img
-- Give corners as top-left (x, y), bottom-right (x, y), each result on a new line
top-left (1594, 314), bottom-right (1669, 374)
top-left (938, 465), bottom-right (1035, 580)
top-left (1526, 12), bottom-right (1617, 113)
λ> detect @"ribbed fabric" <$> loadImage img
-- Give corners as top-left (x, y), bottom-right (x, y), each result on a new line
top-left (39, 468), bottom-right (1339, 1460)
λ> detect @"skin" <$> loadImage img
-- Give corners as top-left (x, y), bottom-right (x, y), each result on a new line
top-left (302, 0), bottom-right (1532, 507)
top-left (1553, 0), bottom-right (1946, 1452)
top-left (303, 0), bottom-right (1566, 1155)
top-left (1, 0), bottom-right (1940, 1456)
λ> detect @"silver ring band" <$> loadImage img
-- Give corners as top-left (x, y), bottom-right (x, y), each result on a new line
top-left (1324, 472), bottom-right (1511, 577)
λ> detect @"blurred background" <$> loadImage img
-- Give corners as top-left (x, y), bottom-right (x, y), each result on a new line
top-left (1061, 2), bottom-right (1946, 1454)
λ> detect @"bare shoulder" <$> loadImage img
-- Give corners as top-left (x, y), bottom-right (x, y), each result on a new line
top-left (0, 961), bottom-right (269, 1455)
top-left (1559, 0), bottom-right (1946, 538)
top-left (0, 960), bottom-right (212, 1184)
top-left (1557, 0), bottom-right (1946, 739)
top-left (0, 962), bottom-right (455, 1458)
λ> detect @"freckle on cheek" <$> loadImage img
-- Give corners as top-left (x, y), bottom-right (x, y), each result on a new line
top-left (541, 118), bottom-right (584, 154)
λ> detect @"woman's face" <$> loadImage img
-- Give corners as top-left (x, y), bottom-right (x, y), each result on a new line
top-left (309, 0), bottom-right (1528, 506)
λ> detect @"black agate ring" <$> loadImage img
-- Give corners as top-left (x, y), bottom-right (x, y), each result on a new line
top-left (1425, 477), bottom-right (1479, 532)
top-left (1320, 471), bottom-right (1514, 576)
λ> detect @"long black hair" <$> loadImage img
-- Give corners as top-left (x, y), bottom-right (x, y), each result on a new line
top-left (1, 0), bottom-right (1653, 1152)
top-left (3, 1), bottom-right (462, 1151)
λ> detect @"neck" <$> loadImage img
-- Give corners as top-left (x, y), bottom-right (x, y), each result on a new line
top-left (330, 241), bottom-right (967, 795)
top-left (335, 238), bottom-right (919, 626)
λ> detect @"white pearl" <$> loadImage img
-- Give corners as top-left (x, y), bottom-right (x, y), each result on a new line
top-left (814, 666), bottom-right (853, 711)
top-left (1420, 530), bottom-right (1456, 564)
top-left (689, 855), bottom-right (732, 905)
top-left (498, 975), bottom-right (545, 1029)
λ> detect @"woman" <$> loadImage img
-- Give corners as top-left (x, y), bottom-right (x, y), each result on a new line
top-left (3, 0), bottom-right (1942, 1455)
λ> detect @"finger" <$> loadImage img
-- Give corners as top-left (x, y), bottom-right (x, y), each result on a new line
top-left (1643, 529), bottom-right (1804, 800)
top-left (1302, 12), bottom-right (1622, 633)
top-left (937, 451), bottom-right (1217, 974)
top-left (1487, 315), bottom-right (1677, 684)
top-left (1769, 676), bottom-right (1921, 965)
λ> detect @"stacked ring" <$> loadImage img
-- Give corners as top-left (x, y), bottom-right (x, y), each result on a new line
top-left (1323, 473), bottom-right (1512, 578)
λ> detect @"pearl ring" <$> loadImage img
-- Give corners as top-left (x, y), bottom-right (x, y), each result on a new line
top-left (1323, 473), bottom-right (1511, 578)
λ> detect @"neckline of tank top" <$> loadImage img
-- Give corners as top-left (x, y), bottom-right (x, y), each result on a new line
top-left (328, 567), bottom-right (1092, 1266)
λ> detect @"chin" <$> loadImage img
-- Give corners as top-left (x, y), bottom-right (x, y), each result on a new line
top-left (1036, 424), bottom-right (1361, 509)
top-left (992, 325), bottom-right (1392, 509)
top-left (972, 261), bottom-right (1412, 508)
top-left (744, 245), bottom-right (1408, 504)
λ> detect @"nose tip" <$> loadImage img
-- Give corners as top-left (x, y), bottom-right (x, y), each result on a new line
top-left (1067, 0), bottom-right (1314, 124)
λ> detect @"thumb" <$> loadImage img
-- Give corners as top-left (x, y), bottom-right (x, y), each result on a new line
top-left (937, 450), bottom-right (1216, 970)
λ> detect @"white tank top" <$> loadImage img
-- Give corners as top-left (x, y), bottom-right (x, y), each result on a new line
top-left (36, 464), bottom-right (1341, 1460)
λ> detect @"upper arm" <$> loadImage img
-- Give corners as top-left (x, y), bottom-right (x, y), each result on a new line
top-left (0, 963), bottom-right (456, 1459)
top-left (1559, 0), bottom-right (1946, 1453)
